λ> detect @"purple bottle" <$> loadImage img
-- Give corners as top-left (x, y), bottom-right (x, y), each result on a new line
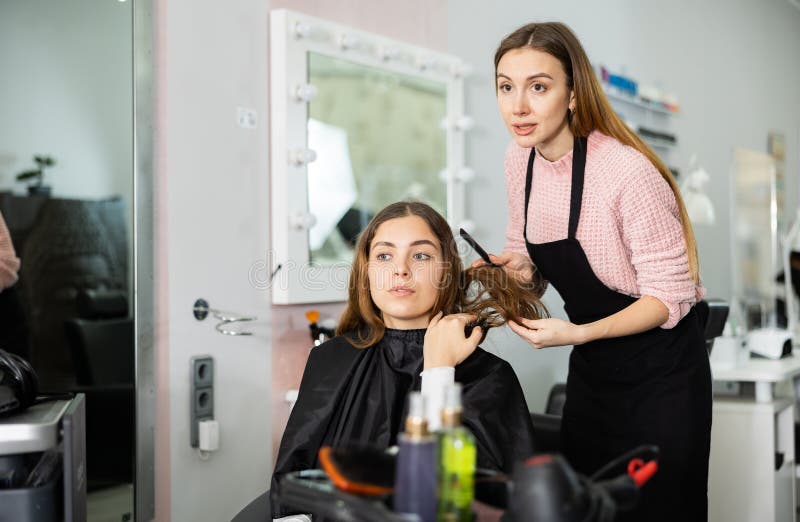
top-left (394, 392), bottom-right (437, 522)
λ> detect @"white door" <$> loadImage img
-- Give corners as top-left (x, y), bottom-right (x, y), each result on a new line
top-left (158, 0), bottom-right (272, 520)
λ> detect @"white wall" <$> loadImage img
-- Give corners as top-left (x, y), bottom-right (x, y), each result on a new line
top-left (0, 0), bottom-right (132, 205)
top-left (449, 0), bottom-right (800, 408)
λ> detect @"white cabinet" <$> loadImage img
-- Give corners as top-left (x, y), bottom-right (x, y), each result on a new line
top-left (709, 354), bottom-right (800, 521)
top-left (709, 398), bottom-right (796, 521)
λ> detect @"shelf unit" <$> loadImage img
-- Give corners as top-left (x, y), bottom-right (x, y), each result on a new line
top-left (605, 90), bottom-right (678, 115)
top-left (0, 396), bottom-right (87, 522)
top-left (643, 137), bottom-right (677, 150)
top-left (604, 85), bottom-right (679, 171)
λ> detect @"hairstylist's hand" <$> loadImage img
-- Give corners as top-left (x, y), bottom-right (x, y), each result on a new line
top-left (423, 312), bottom-right (482, 370)
top-left (508, 317), bottom-right (586, 349)
top-left (471, 251), bottom-right (534, 283)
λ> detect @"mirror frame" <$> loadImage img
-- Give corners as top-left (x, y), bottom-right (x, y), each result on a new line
top-left (133, 0), bottom-right (155, 519)
top-left (269, 8), bottom-right (471, 304)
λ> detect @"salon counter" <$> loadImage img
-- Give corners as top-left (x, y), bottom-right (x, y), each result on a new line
top-left (708, 352), bottom-right (800, 521)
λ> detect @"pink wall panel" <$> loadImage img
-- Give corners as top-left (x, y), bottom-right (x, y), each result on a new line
top-left (269, 302), bottom-right (345, 463)
top-left (270, 0), bottom-right (448, 51)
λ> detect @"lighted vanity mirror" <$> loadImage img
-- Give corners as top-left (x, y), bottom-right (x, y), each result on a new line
top-left (270, 9), bottom-right (470, 304)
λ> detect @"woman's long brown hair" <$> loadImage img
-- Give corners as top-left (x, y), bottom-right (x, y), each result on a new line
top-left (494, 22), bottom-right (700, 283)
top-left (337, 201), bottom-right (547, 348)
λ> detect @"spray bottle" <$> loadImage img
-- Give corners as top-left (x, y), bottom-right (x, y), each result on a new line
top-left (394, 391), bottom-right (437, 522)
top-left (437, 383), bottom-right (476, 522)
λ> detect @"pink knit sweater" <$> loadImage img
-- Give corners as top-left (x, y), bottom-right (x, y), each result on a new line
top-left (0, 212), bottom-right (20, 291)
top-left (503, 130), bottom-right (704, 329)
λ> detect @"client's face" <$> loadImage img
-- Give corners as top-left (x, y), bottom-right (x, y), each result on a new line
top-left (368, 215), bottom-right (444, 329)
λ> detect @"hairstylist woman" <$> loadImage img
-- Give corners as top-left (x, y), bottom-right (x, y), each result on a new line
top-left (476, 22), bottom-right (711, 521)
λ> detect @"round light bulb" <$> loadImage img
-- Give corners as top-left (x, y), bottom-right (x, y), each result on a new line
top-left (294, 21), bottom-right (312, 39)
top-left (290, 148), bottom-right (317, 166)
top-left (294, 84), bottom-right (318, 102)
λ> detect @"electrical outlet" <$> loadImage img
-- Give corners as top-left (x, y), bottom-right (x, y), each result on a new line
top-left (194, 358), bottom-right (213, 388)
top-left (190, 356), bottom-right (214, 448)
top-left (194, 389), bottom-right (213, 416)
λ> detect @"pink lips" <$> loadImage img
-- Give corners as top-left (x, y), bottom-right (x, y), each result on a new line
top-left (389, 286), bottom-right (414, 297)
top-left (513, 123), bottom-right (536, 136)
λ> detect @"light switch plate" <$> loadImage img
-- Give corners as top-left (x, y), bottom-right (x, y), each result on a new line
top-left (237, 107), bottom-right (257, 129)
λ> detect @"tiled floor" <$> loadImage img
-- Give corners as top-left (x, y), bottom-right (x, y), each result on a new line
top-left (87, 484), bottom-right (133, 522)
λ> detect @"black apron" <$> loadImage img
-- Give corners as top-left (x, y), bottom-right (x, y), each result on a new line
top-left (522, 137), bottom-right (712, 521)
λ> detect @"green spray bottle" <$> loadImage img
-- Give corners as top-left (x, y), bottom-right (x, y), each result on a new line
top-left (437, 383), bottom-right (476, 522)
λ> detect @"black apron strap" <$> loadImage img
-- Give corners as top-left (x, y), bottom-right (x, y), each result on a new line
top-left (567, 136), bottom-right (588, 240)
top-left (523, 147), bottom-right (536, 244)
top-left (522, 136), bottom-right (589, 243)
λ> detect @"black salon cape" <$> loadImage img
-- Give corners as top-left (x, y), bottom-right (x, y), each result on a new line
top-left (270, 328), bottom-right (535, 517)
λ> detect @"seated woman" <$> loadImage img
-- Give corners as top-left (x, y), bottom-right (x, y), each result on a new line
top-left (270, 201), bottom-right (547, 518)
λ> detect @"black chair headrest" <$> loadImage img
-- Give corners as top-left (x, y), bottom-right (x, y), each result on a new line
top-left (76, 289), bottom-right (128, 319)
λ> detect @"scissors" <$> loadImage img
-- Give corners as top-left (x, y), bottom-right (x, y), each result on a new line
top-left (459, 228), bottom-right (500, 268)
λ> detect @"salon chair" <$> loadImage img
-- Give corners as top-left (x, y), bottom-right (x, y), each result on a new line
top-left (64, 289), bottom-right (134, 489)
top-left (233, 491), bottom-right (271, 522)
top-left (530, 384), bottom-right (566, 453)
top-left (696, 299), bottom-right (729, 354)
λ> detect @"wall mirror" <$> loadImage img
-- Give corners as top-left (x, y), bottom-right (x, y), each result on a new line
top-left (270, 9), bottom-right (472, 304)
top-left (730, 147), bottom-right (780, 329)
top-left (0, 0), bottom-right (153, 520)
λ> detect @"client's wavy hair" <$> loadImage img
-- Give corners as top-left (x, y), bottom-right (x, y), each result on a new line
top-left (337, 201), bottom-right (548, 348)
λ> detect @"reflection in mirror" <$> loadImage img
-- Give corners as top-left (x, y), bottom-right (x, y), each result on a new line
top-left (307, 53), bottom-right (447, 264)
top-left (0, 1), bottom-right (134, 520)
